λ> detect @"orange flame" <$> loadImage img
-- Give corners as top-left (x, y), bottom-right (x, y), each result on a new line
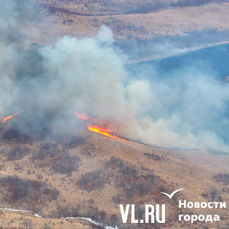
top-left (74, 111), bottom-right (98, 123)
top-left (87, 125), bottom-right (131, 142)
top-left (74, 111), bottom-right (89, 120)
top-left (74, 112), bottom-right (133, 143)
top-left (2, 113), bottom-right (19, 123)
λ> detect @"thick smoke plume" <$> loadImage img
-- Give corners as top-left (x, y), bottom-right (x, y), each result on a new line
top-left (1, 0), bottom-right (229, 152)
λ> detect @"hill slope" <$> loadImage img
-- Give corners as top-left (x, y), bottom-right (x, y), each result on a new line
top-left (0, 116), bottom-right (229, 228)
top-left (29, 0), bottom-right (229, 61)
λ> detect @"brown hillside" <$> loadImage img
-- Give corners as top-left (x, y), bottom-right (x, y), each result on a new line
top-left (1, 1), bottom-right (229, 228)
top-left (28, 0), bottom-right (229, 61)
top-left (0, 115), bottom-right (229, 228)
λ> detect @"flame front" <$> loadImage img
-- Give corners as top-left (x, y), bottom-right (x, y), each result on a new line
top-left (2, 113), bottom-right (19, 123)
top-left (74, 111), bottom-right (132, 143)
top-left (87, 125), bottom-right (130, 142)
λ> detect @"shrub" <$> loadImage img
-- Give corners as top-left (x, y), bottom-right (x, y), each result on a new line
top-left (214, 173), bottom-right (229, 185)
top-left (2, 129), bottom-right (28, 143)
top-left (7, 146), bottom-right (29, 161)
top-left (64, 136), bottom-right (86, 149)
top-left (144, 152), bottom-right (161, 161)
top-left (52, 156), bottom-right (80, 175)
top-left (77, 170), bottom-right (106, 192)
top-left (0, 175), bottom-right (59, 209)
top-left (105, 157), bottom-right (138, 178)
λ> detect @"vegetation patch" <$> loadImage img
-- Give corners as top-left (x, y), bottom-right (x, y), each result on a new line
top-left (0, 175), bottom-right (59, 210)
top-left (214, 173), bottom-right (229, 185)
top-left (63, 136), bottom-right (86, 149)
top-left (32, 146), bottom-right (80, 175)
top-left (77, 170), bottom-right (106, 192)
top-left (6, 146), bottom-right (30, 161)
top-left (144, 152), bottom-right (162, 161)
top-left (2, 129), bottom-right (29, 143)
top-left (52, 155), bottom-right (80, 175)
top-left (105, 156), bottom-right (138, 178)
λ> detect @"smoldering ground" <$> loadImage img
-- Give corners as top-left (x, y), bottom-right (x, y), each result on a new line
top-left (1, 0), bottom-right (229, 152)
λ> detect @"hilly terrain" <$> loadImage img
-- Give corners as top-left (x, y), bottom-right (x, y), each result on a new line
top-left (29, 0), bottom-right (229, 61)
top-left (1, 0), bottom-right (229, 228)
top-left (0, 113), bottom-right (229, 228)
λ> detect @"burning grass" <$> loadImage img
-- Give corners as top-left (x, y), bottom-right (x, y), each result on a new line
top-left (74, 111), bottom-right (141, 145)
top-left (2, 113), bottom-right (19, 123)
top-left (87, 125), bottom-right (131, 143)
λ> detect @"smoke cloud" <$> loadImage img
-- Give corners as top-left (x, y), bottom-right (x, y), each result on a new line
top-left (1, 0), bottom-right (229, 152)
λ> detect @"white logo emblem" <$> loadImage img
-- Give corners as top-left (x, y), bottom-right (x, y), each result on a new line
top-left (161, 188), bottom-right (185, 199)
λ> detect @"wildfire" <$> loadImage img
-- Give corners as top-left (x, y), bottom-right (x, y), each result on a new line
top-left (87, 125), bottom-right (130, 142)
top-left (2, 113), bottom-right (19, 123)
top-left (74, 111), bottom-right (98, 123)
top-left (74, 111), bottom-right (132, 143)
top-left (74, 111), bottom-right (89, 121)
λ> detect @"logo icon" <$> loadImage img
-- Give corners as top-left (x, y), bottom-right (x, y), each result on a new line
top-left (161, 188), bottom-right (185, 199)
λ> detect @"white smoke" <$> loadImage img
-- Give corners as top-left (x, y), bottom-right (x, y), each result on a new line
top-left (39, 27), bottom-right (229, 151)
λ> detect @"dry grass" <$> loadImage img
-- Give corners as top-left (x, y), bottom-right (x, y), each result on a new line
top-left (0, 122), bottom-right (229, 227)
top-left (30, 1), bottom-right (229, 45)
top-left (0, 210), bottom-right (91, 228)
top-left (2, 1), bottom-right (229, 227)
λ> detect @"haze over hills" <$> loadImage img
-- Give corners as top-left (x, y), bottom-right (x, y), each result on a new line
top-left (1, 0), bottom-right (229, 228)
top-left (32, 0), bottom-right (229, 61)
